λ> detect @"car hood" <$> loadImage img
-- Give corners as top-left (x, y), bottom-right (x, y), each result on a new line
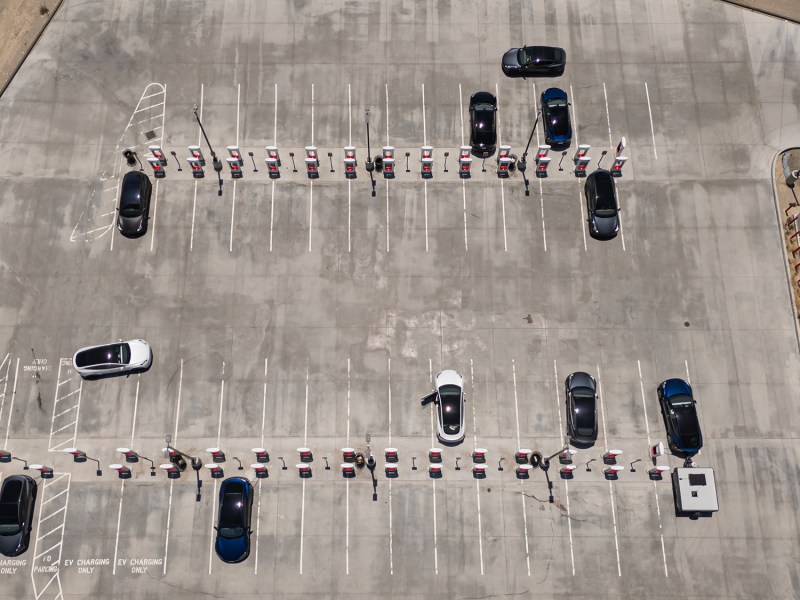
top-left (502, 49), bottom-right (520, 69)
top-left (436, 370), bottom-right (462, 388)
top-left (215, 533), bottom-right (248, 563)
top-left (128, 341), bottom-right (151, 365)
top-left (592, 214), bottom-right (619, 238)
top-left (0, 531), bottom-right (24, 557)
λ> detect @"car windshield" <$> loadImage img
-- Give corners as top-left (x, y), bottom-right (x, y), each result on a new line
top-left (594, 175), bottom-right (617, 217)
top-left (218, 486), bottom-right (245, 539)
top-left (119, 202), bottom-right (142, 217)
top-left (439, 385), bottom-right (461, 427)
top-left (668, 394), bottom-right (694, 407)
top-left (76, 343), bottom-right (130, 367)
top-left (0, 503), bottom-right (20, 535)
top-left (520, 46), bottom-right (558, 65)
top-left (573, 393), bottom-right (595, 430)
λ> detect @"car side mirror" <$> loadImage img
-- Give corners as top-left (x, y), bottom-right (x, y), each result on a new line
top-left (214, 526), bottom-right (219, 531)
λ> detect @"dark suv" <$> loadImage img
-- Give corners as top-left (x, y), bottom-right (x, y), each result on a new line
top-left (0, 475), bottom-right (37, 557)
top-left (502, 46), bottom-right (566, 78)
top-left (117, 171), bottom-right (152, 237)
top-left (584, 169), bottom-right (620, 240)
top-left (469, 91), bottom-right (497, 158)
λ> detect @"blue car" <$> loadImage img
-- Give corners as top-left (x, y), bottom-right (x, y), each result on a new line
top-left (657, 379), bottom-right (703, 456)
top-left (540, 87), bottom-right (572, 149)
top-left (214, 477), bottom-right (253, 563)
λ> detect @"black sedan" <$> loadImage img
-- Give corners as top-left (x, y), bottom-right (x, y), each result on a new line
top-left (584, 169), bottom-right (620, 240)
top-left (214, 477), bottom-right (253, 563)
top-left (117, 170), bottom-right (152, 237)
top-left (541, 87), bottom-right (572, 149)
top-left (502, 45), bottom-right (566, 78)
top-left (0, 475), bottom-right (37, 557)
top-left (658, 378), bottom-right (703, 456)
top-left (469, 91), bottom-right (497, 158)
top-left (565, 372), bottom-right (598, 446)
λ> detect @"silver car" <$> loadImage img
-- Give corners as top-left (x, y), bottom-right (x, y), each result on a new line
top-left (72, 339), bottom-right (152, 379)
top-left (422, 370), bottom-right (466, 445)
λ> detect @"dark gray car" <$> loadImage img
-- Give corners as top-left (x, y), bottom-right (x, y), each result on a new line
top-left (585, 169), bottom-right (620, 240)
top-left (0, 475), bottom-right (37, 557)
top-left (117, 171), bottom-right (152, 237)
top-left (501, 45), bottom-right (566, 78)
top-left (565, 371), bottom-right (598, 446)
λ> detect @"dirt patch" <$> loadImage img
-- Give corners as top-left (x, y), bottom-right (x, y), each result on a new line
top-left (0, 0), bottom-right (60, 96)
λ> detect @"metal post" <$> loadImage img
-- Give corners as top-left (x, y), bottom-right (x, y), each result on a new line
top-left (193, 105), bottom-right (223, 196)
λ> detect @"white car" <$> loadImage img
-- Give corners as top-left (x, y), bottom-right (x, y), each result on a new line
top-left (72, 339), bottom-right (152, 379)
top-left (422, 370), bottom-right (465, 445)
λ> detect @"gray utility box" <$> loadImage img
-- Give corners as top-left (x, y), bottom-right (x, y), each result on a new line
top-left (672, 467), bottom-right (719, 517)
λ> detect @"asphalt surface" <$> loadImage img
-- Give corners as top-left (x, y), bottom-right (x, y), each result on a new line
top-left (0, 1), bottom-right (800, 599)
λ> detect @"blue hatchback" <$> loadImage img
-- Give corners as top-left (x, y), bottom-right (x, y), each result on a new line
top-left (657, 379), bottom-right (703, 456)
top-left (214, 477), bottom-right (253, 563)
top-left (540, 87), bottom-right (572, 149)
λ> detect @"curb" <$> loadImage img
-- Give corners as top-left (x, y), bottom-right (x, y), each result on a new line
top-left (770, 147), bottom-right (800, 354)
top-left (720, 0), bottom-right (800, 25)
top-left (0, 0), bottom-right (65, 100)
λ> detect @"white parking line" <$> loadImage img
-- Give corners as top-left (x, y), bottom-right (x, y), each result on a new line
top-left (348, 84), bottom-right (352, 253)
top-left (189, 181), bottom-right (198, 251)
top-left (421, 84), bottom-right (429, 252)
top-left (150, 178), bottom-right (160, 252)
top-left (111, 480), bottom-right (125, 575)
top-left (207, 479), bottom-right (219, 574)
top-left (273, 83), bottom-right (278, 145)
top-left (387, 356), bottom-right (394, 574)
top-left (458, 84), bottom-right (468, 251)
top-left (299, 366), bottom-right (310, 574)
top-left (1, 356), bottom-right (16, 448)
top-left (216, 362), bottom-right (225, 448)
top-left (269, 180), bottom-right (275, 252)
top-left (309, 84), bottom-right (315, 252)
top-left (163, 359), bottom-right (183, 575)
top-left (645, 82), bottom-right (658, 159)
top-left (254, 358), bottom-right (267, 575)
top-left (531, 85), bottom-right (547, 251)
top-left (346, 358), bottom-right (350, 575)
top-left (235, 83), bottom-right (240, 146)
top-left (229, 182), bottom-right (236, 252)
top-left (496, 83), bottom-right (508, 252)
top-left (603, 82), bottom-right (613, 149)
top-left (469, 360), bottom-right (485, 575)
top-left (578, 188), bottom-right (588, 251)
top-left (428, 359), bottom-right (439, 574)
top-left (569, 84), bottom-right (580, 148)
top-left (511, 360), bottom-right (531, 577)
top-left (133, 101), bottom-right (164, 115)
top-left (684, 360), bottom-right (691, 384)
top-left (596, 363), bottom-right (622, 577)
top-left (554, 360), bottom-right (575, 575)
top-left (638, 360), bottom-right (668, 577)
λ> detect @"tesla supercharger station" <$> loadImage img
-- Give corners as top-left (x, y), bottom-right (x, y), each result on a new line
top-left (149, 145), bottom-right (168, 166)
top-left (305, 146), bottom-right (319, 179)
top-left (497, 145), bottom-right (511, 178)
top-left (383, 146), bottom-right (395, 179)
top-left (421, 146), bottom-right (433, 179)
top-left (266, 146), bottom-right (281, 167)
top-left (458, 146), bottom-right (472, 179)
top-left (147, 157), bottom-right (165, 179)
top-left (535, 156), bottom-right (551, 178)
top-left (188, 145), bottom-right (206, 166)
top-left (537, 144), bottom-right (551, 161)
top-left (573, 144), bottom-right (590, 164)
top-left (226, 157), bottom-right (243, 179)
top-left (615, 137), bottom-right (627, 158)
top-left (265, 157), bottom-right (280, 179)
top-left (574, 155), bottom-right (591, 177)
top-left (344, 146), bottom-right (357, 179)
top-left (227, 145), bottom-right (244, 167)
top-left (187, 157), bottom-right (204, 178)
top-left (611, 156), bottom-right (627, 177)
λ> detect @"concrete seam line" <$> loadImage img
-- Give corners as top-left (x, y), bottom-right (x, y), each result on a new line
top-left (770, 147), bottom-right (800, 354)
top-left (0, 0), bottom-right (66, 100)
top-left (719, 0), bottom-right (800, 25)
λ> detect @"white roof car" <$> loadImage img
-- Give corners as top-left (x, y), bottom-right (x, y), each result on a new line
top-left (72, 339), bottom-right (152, 379)
top-left (428, 370), bottom-right (465, 445)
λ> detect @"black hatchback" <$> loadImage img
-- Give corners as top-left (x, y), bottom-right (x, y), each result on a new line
top-left (584, 169), bottom-right (620, 240)
top-left (469, 91), bottom-right (497, 158)
top-left (0, 475), bottom-right (37, 557)
top-left (502, 45), bottom-right (566, 78)
top-left (117, 171), bottom-right (152, 237)
top-left (565, 371), bottom-right (598, 446)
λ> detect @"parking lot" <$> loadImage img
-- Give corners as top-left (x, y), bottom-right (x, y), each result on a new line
top-left (1, 1), bottom-right (800, 598)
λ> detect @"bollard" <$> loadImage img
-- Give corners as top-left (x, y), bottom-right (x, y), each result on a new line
top-left (206, 448), bottom-right (226, 463)
top-left (515, 449), bottom-right (531, 464)
top-left (188, 145), bottom-right (206, 166)
top-left (516, 464), bottom-right (533, 479)
top-left (472, 448), bottom-right (487, 463)
top-left (428, 448), bottom-right (443, 463)
top-left (385, 448), bottom-right (399, 463)
top-left (298, 447), bottom-right (313, 462)
top-left (297, 463), bottom-right (312, 478)
top-left (109, 464), bottom-right (132, 479)
top-left (252, 464), bottom-right (269, 479)
top-left (226, 157), bottom-right (243, 179)
top-left (252, 448), bottom-right (270, 463)
top-left (385, 464), bottom-right (399, 478)
top-left (159, 463), bottom-right (180, 479)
